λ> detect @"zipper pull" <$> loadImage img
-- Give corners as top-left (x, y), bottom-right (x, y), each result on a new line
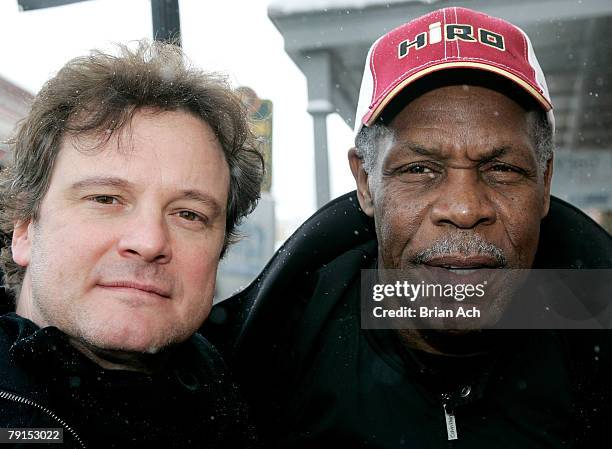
top-left (443, 403), bottom-right (458, 441)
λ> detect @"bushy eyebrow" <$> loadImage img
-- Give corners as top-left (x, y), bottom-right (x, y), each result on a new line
top-left (393, 142), bottom-right (438, 157)
top-left (70, 176), bottom-right (132, 191)
top-left (69, 176), bottom-right (223, 215)
top-left (180, 190), bottom-right (222, 216)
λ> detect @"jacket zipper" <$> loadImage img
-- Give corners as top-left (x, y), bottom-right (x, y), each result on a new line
top-left (441, 393), bottom-right (458, 442)
top-left (0, 390), bottom-right (86, 448)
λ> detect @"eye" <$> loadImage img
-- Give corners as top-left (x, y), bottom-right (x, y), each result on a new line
top-left (394, 163), bottom-right (440, 177)
top-left (490, 164), bottom-right (519, 173)
top-left (177, 210), bottom-right (206, 223)
top-left (485, 162), bottom-right (529, 177)
top-left (406, 164), bottom-right (434, 174)
top-left (89, 195), bottom-right (120, 205)
top-left (483, 162), bottom-right (530, 184)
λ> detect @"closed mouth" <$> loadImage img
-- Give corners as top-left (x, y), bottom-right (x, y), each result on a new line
top-left (442, 267), bottom-right (481, 275)
top-left (97, 281), bottom-right (171, 299)
top-left (423, 255), bottom-right (503, 272)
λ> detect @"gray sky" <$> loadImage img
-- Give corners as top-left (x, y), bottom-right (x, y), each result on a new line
top-left (0, 0), bottom-right (357, 236)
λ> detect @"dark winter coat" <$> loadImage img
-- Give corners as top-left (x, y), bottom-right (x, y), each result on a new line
top-left (202, 192), bottom-right (612, 449)
top-left (0, 313), bottom-right (256, 449)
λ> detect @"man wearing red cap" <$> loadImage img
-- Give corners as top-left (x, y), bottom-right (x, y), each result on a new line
top-left (204, 7), bottom-right (611, 448)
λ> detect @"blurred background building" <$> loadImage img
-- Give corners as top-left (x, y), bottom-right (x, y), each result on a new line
top-left (0, 74), bottom-right (33, 164)
top-left (216, 87), bottom-right (276, 300)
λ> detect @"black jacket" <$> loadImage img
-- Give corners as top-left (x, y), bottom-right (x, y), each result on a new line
top-left (0, 313), bottom-right (256, 449)
top-left (202, 192), bottom-right (612, 448)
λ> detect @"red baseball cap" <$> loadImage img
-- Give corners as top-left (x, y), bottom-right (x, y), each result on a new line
top-left (354, 7), bottom-right (554, 136)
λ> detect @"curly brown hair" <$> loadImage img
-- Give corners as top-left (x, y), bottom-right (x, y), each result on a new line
top-left (0, 39), bottom-right (264, 298)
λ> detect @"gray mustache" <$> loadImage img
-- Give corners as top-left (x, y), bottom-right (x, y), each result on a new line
top-left (413, 233), bottom-right (507, 266)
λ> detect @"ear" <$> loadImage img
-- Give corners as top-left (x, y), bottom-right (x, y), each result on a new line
top-left (541, 155), bottom-right (554, 218)
top-left (348, 148), bottom-right (374, 217)
top-left (12, 219), bottom-right (33, 267)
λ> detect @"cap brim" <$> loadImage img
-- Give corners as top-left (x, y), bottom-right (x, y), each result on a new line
top-left (364, 61), bottom-right (553, 127)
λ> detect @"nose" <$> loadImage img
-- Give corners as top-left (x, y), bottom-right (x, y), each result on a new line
top-left (430, 168), bottom-right (496, 229)
top-left (117, 206), bottom-right (172, 264)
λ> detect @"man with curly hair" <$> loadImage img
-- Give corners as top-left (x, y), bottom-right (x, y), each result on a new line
top-left (0, 40), bottom-right (263, 448)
